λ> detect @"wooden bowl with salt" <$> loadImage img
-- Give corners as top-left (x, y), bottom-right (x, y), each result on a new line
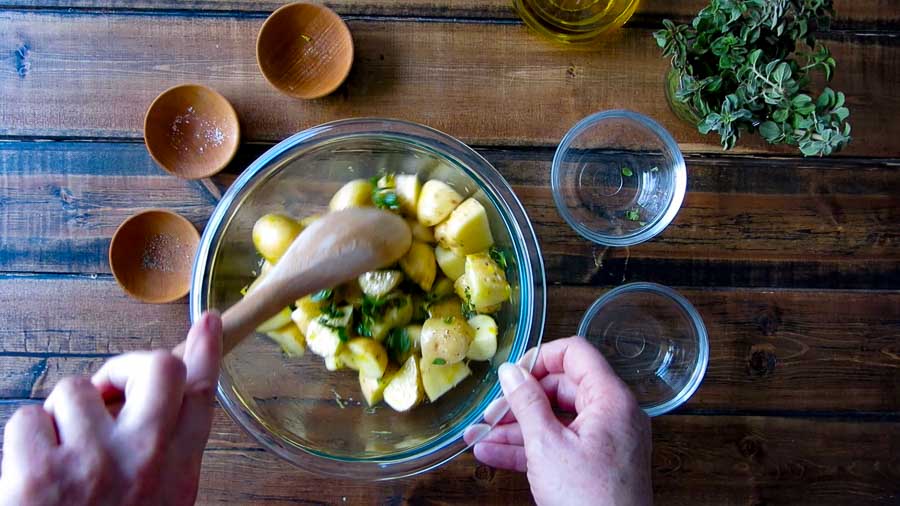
top-left (256, 3), bottom-right (354, 99)
top-left (109, 209), bottom-right (200, 303)
top-left (144, 84), bottom-right (240, 179)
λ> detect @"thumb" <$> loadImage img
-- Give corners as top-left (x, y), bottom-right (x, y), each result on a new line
top-left (498, 363), bottom-right (562, 442)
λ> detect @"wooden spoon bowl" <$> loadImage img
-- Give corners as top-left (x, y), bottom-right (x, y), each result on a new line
top-left (256, 2), bottom-right (354, 99)
top-left (109, 209), bottom-right (200, 303)
top-left (144, 84), bottom-right (240, 179)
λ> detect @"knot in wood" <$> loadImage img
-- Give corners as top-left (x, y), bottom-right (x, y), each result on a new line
top-left (747, 343), bottom-right (777, 377)
top-left (755, 307), bottom-right (782, 336)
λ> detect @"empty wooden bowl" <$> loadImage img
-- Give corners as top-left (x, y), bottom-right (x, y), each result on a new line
top-left (109, 209), bottom-right (201, 303)
top-left (144, 84), bottom-right (240, 179)
top-left (256, 3), bottom-right (354, 99)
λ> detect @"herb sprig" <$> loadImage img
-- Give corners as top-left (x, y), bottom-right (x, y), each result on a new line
top-left (654, 0), bottom-right (850, 156)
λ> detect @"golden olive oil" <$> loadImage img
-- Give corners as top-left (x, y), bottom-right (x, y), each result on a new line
top-left (512, 0), bottom-right (640, 45)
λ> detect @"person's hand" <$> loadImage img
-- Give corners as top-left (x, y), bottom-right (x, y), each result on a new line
top-left (464, 336), bottom-right (652, 506)
top-left (0, 312), bottom-right (222, 506)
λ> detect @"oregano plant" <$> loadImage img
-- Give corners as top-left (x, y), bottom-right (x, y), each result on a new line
top-left (654, 0), bottom-right (851, 156)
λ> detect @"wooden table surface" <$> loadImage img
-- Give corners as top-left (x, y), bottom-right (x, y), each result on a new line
top-left (1, 1), bottom-right (899, 504)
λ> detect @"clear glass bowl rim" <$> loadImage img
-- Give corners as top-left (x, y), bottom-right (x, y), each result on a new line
top-left (551, 109), bottom-right (687, 247)
top-left (189, 117), bottom-right (546, 480)
top-left (577, 282), bottom-right (708, 417)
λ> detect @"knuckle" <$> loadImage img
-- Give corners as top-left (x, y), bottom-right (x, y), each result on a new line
top-left (147, 350), bottom-right (186, 379)
top-left (55, 376), bottom-right (92, 397)
top-left (9, 404), bottom-right (44, 426)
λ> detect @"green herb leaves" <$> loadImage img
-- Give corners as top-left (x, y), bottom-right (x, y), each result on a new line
top-left (311, 288), bottom-right (333, 302)
top-left (385, 327), bottom-right (411, 362)
top-left (654, 0), bottom-right (850, 156)
top-left (489, 246), bottom-right (509, 270)
top-left (432, 358), bottom-right (447, 366)
top-left (371, 172), bottom-right (400, 210)
top-left (625, 209), bottom-right (641, 222)
top-left (621, 167), bottom-right (634, 177)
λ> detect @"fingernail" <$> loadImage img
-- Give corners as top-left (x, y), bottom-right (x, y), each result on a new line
top-left (517, 347), bottom-right (538, 367)
top-left (483, 397), bottom-right (508, 425)
top-left (498, 363), bottom-right (526, 394)
top-left (203, 311), bottom-right (222, 336)
top-left (464, 423), bottom-right (491, 445)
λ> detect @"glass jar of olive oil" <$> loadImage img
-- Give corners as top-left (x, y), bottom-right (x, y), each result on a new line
top-left (512, 0), bottom-right (639, 45)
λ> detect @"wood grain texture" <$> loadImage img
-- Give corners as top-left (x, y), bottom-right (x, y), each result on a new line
top-left (2, 275), bottom-right (898, 412)
top-left (2, 142), bottom-right (898, 289)
top-left (1, 12), bottom-right (897, 155)
top-left (1, 0), bottom-right (897, 29)
top-left (0, 400), bottom-right (894, 505)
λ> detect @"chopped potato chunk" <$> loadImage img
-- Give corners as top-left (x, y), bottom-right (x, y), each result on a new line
top-left (434, 198), bottom-right (494, 255)
top-left (417, 180), bottom-right (463, 226)
top-left (384, 356), bottom-right (423, 412)
top-left (329, 179), bottom-right (373, 211)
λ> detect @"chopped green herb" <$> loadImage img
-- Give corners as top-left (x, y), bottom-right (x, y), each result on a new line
top-left (357, 293), bottom-right (406, 337)
top-left (625, 209), bottom-right (641, 221)
top-left (321, 303), bottom-right (344, 319)
top-left (639, 221), bottom-right (648, 227)
top-left (239, 285), bottom-right (249, 296)
top-left (489, 246), bottom-right (509, 270)
top-left (461, 287), bottom-right (475, 319)
top-left (621, 167), bottom-right (634, 177)
top-left (650, 166), bottom-right (659, 173)
top-left (373, 190), bottom-right (400, 210)
top-left (337, 326), bottom-right (350, 343)
top-left (311, 288), bottom-right (333, 302)
top-left (385, 327), bottom-right (411, 362)
top-left (300, 34), bottom-right (312, 42)
top-left (332, 389), bottom-right (346, 409)
top-left (443, 316), bottom-right (455, 324)
top-left (432, 358), bottom-right (447, 365)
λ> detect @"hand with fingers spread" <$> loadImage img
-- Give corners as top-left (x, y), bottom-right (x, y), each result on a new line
top-left (464, 336), bottom-right (653, 506)
top-left (0, 312), bottom-right (222, 506)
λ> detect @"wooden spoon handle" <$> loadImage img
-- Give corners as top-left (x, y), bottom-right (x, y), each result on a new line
top-left (219, 266), bottom-right (338, 355)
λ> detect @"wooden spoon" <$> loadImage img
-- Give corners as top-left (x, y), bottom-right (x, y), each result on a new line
top-left (221, 207), bottom-right (411, 355)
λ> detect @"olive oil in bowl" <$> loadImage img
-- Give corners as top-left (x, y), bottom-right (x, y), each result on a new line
top-left (512, 0), bottom-right (639, 45)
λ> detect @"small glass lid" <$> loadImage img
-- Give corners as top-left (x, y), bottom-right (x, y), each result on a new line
top-left (552, 110), bottom-right (686, 247)
top-left (578, 282), bottom-right (708, 416)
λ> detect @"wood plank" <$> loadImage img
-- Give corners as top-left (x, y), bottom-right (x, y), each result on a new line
top-left (1, 13), bottom-right (897, 156)
top-left (3, 142), bottom-right (898, 289)
top-left (2, 275), bottom-right (898, 412)
top-left (1, 0), bottom-right (896, 29)
top-left (0, 401), bottom-right (895, 505)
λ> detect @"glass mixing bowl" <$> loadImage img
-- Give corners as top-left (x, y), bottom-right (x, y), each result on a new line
top-left (190, 118), bottom-right (546, 480)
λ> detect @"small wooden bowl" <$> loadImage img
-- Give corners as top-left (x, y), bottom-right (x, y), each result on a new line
top-left (256, 3), bottom-right (354, 99)
top-left (144, 84), bottom-right (240, 179)
top-left (109, 209), bottom-right (201, 304)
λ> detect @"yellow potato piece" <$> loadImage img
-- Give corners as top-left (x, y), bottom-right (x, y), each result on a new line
top-left (306, 320), bottom-right (344, 358)
top-left (420, 359), bottom-right (471, 402)
top-left (358, 270), bottom-right (404, 298)
top-left (366, 295), bottom-right (414, 341)
top-left (291, 296), bottom-right (323, 336)
top-left (347, 338), bottom-right (389, 379)
top-left (395, 174), bottom-right (422, 217)
top-left (466, 315), bottom-right (498, 361)
top-left (256, 307), bottom-right (293, 333)
top-left (399, 241), bottom-right (436, 291)
top-left (430, 277), bottom-right (455, 300)
top-left (420, 316), bottom-right (473, 364)
top-left (435, 246), bottom-right (466, 280)
top-left (417, 180), bottom-right (463, 227)
top-left (252, 213), bottom-right (302, 263)
top-left (406, 219), bottom-right (435, 243)
top-left (461, 253), bottom-right (510, 310)
top-left (359, 364), bottom-right (397, 407)
top-left (434, 198), bottom-right (494, 255)
top-left (384, 356), bottom-right (423, 412)
top-left (427, 296), bottom-right (464, 321)
top-left (265, 322), bottom-right (306, 358)
top-left (329, 179), bottom-right (373, 211)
